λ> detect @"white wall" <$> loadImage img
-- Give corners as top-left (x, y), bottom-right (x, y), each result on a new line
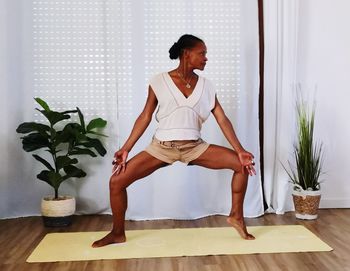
top-left (0, 0), bottom-right (8, 218)
top-left (297, 0), bottom-right (350, 207)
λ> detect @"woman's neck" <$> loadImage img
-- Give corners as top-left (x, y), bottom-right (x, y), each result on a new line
top-left (176, 65), bottom-right (195, 80)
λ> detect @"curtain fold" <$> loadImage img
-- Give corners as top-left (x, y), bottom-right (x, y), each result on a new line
top-left (263, 0), bottom-right (299, 214)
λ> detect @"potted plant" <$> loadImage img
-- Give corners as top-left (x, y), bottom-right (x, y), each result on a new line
top-left (16, 98), bottom-right (107, 226)
top-left (283, 97), bottom-right (324, 220)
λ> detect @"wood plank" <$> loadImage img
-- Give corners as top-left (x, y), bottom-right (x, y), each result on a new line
top-left (0, 209), bottom-right (349, 271)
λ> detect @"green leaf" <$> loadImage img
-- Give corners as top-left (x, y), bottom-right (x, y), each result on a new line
top-left (86, 118), bottom-right (107, 131)
top-left (62, 165), bottom-right (86, 181)
top-left (79, 137), bottom-right (107, 156)
top-left (76, 107), bottom-right (86, 133)
top-left (61, 123), bottom-right (85, 141)
top-left (16, 122), bottom-right (50, 135)
top-left (37, 170), bottom-right (50, 184)
top-left (86, 131), bottom-right (108, 137)
top-left (37, 170), bottom-right (63, 190)
top-left (32, 154), bottom-right (54, 171)
top-left (56, 156), bottom-right (78, 170)
top-left (35, 97), bottom-right (50, 112)
top-left (69, 147), bottom-right (97, 157)
top-left (21, 133), bottom-right (50, 152)
top-left (61, 110), bottom-right (78, 114)
top-left (36, 109), bottom-right (71, 126)
top-left (54, 128), bottom-right (74, 146)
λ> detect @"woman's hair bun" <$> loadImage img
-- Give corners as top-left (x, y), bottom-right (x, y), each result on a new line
top-left (169, 42), bottom-right (180, 60)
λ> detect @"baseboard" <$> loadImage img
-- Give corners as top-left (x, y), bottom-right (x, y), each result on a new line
top-left (320, 198), bottom-right (350, 208)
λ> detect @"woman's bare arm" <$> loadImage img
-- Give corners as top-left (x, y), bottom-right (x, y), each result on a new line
top-left (211, 96), bottom-right (245, 152)
top-left (211, 96), bottom-right (256, 175)
top-left (120, 86), bottom-right (158, 152)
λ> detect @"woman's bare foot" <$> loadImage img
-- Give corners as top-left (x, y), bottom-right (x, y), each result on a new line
top-left (92, 231), bottom-right (126, 248)
top-left (227, 216), bottom-right (255, 240)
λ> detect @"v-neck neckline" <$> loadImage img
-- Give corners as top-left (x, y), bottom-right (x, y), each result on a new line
top-left (163, 72), bottom-right (204, 107)
top-left (166, 72), bottom-right (200, 100)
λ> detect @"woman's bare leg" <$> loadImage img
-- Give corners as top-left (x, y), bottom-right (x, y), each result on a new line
top-left (189, 144), bottom-right (255, 240)
top-left (92, 151), bottom-right (168, 247)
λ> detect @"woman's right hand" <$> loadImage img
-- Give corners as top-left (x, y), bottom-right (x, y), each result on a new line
top-left (237, 150), bottom-right (256, 176)
top-left (112, 149), bottom-right (129, 175)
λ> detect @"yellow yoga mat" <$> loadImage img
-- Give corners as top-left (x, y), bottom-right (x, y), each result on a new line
top-left (27, 225), bottom-right (332, 262)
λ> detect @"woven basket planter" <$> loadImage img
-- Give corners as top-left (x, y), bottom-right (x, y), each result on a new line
top-left (292, 190), bottom-right (321, 220)
top-left (41, 196), bottom-right (76, 227)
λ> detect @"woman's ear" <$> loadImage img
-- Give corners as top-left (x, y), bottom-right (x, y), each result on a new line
top-left (183, 49), bottom-right (190, 58)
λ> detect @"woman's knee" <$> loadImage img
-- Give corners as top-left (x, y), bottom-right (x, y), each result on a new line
top-left (109, 174), bottom-right (128, 192)
top-left (229, 152), bottom-right (245, 173)
top-left (230, 158), bottom-right (250, 177)
top-left (231, 164), bottom-right (246, 174)
top-left (230, 159), bottom-right (250, 175)
top-left (232, 163), bottom-right (250, 176)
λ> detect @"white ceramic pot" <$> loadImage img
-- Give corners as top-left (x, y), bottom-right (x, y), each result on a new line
top-left (41, 196), bottom-right (76, 227)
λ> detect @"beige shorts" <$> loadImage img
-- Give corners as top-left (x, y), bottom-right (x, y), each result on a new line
top-left (145, 137), bottom-right (210, 165)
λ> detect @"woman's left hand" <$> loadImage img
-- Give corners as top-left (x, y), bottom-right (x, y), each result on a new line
top-left (237, 151), bottom-right (256, 176)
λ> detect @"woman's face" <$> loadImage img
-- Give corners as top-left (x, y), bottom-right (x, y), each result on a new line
top-left (187, 42), bottom-right (208, 70)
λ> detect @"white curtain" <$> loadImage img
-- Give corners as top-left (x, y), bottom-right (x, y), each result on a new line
top-left (263, 0), bottom-right (299, 214)
top-left (1, 0), bottom-right (263, 219)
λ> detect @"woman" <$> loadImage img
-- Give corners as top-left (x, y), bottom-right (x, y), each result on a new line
top-left (92, 34), bottom-right (256, 248)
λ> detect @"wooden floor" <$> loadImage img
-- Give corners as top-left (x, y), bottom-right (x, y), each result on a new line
top-left (1, 209), bottom-right (350, 271)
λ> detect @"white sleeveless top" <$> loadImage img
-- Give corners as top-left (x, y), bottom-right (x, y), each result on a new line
top-left (149, 72), bottom-right (216, 141)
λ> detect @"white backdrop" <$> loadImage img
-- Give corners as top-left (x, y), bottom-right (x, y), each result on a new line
top-left (263, 0), bottom-right (350, 213)
top-left (0, 0), bottom-right (263, 219)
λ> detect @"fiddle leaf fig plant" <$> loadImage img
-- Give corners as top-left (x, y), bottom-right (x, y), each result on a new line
top-left (16, 98), bottom-right (107, 199)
